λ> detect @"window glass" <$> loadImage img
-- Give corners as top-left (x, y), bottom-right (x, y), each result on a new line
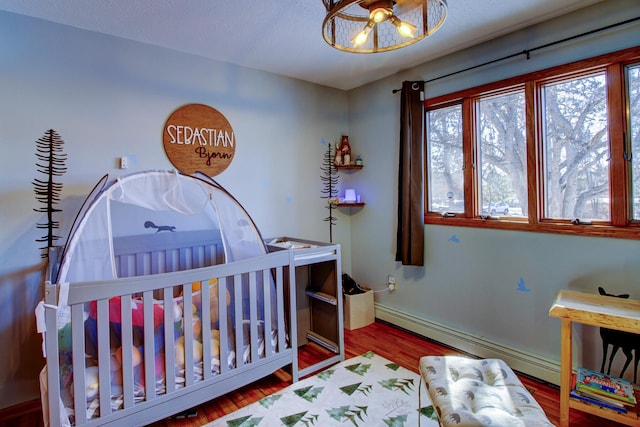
top-left (541, 73), bottom-right (610, 221)
top-left (427, 105), bottom-right (464, 213)
top-left (629, 65), bottom-right (640, 220)
top-left (477, 91), bottom-right (527, 217)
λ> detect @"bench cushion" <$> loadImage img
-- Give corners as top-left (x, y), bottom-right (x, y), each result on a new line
top-left (419, 356), bottom-right (554, 427)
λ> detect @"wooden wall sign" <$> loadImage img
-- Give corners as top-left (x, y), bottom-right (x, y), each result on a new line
top-left (163, 103), bottom-right (236, 176)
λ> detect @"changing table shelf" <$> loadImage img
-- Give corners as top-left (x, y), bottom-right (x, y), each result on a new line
top-left (549, 290), bottom-right (640, 427)
top-left (267, 237), bottom-right (344, 378)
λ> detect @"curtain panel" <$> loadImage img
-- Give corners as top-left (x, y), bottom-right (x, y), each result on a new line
top-left (395, 81), bottom-right (424, 266)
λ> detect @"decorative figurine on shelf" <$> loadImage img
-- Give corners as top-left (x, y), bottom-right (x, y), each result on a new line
top-left (343, 152), bottom-right (351, 167)
top-left (333, 145), bottom-right (343, 167)
top-left (340, 135), bottom-right (352, 166)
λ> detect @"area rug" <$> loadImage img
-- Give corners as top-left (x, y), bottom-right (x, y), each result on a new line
top-left (205, 351), bottom-right (439, 427)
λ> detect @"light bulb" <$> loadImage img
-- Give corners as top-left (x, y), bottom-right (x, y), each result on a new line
top-left (352, 31), bottom-right (369, 47)
top-left (390, 16), bottom-right (417, 38)
top-left (370, 6), bottom-right (392, 23)
top-left (398, 21), bottom-right (417, 38)
top-left (351, 20), bottom-right (374, 47)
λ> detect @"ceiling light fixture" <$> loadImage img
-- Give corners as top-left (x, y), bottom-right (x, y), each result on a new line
top-left (322, 0), bottom-right (447, 54)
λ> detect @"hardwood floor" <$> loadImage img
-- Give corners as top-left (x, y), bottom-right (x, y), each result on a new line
top-left (148, 321), bottom-right (626, 427)
top-left (2, 321), bottom-right (628, 426)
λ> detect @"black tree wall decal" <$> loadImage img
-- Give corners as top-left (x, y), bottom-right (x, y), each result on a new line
top-left (321, 142), bottom-right (340, 242)
top-left (33, 129), bottom-right (67, 258)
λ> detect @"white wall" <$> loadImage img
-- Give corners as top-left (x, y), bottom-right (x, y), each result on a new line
top-left (347, 0), bottom-right (640, 384)
top-left (0, 11), bottom-right (350, 408)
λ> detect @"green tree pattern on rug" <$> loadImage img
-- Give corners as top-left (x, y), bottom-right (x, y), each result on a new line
top-left (420, 405), bottom-right (438, 419)
top-left (208, 352), bottom-right (438, 427)
top-left (384, 414), bottom-right (409, 426)
top-left (317, 369), bottom-right (336, 381)
top-left (225, 415), bottom-right (263, 427)
top-left (280, 411), bottom-right (319, 427)
top-left (345, 362), bottom-right (372, 376)
top-left (379, 378), bottom-right (415, 395)
top-left (258, 394), bottom-right (281, 409)
top-left (293, 385), bottom-right (324, 402)
top-left (340, 382), bottom-right (373, 396)
top-left (327, 405), bottom-right (368, 425)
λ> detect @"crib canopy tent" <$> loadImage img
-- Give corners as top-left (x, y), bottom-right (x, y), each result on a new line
top-left (40, 170), bottom-right (295, 427)
top-left (55, 170), bottom-right (267, 284)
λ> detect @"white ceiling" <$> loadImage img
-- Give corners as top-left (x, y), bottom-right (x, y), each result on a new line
top-left (0, 0), bottom-right (604, 90)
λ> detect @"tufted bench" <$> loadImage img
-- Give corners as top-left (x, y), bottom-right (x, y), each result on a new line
top-left (419, 355), bottom-right (554, 427)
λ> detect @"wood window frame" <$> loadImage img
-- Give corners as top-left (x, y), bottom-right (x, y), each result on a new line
top-left (424, 46), bottom-right (640, 240)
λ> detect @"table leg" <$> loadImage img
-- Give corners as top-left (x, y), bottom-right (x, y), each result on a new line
top-left (559, 319), bottom-right (572, 427)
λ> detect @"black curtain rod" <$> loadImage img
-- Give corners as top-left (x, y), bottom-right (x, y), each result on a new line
top-left (392, 16), bottom-right (640, 93)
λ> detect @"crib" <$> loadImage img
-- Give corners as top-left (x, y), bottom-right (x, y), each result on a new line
top-left (37, 171), bottom-right (299, 426)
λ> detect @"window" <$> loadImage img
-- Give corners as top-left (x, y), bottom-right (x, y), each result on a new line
top-left (541, 73), bottom-right (609, 221)
top-left (477, 90), bottom-right (526, 218)
top-left (424, 47), bottom-right (640, 239)
top-left (629, 64), bottom-right (640, 221)
top-left (427, 104), bottom-right (464, 214)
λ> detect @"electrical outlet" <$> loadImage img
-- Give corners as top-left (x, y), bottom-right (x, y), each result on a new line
top-left (119, 156), bottom-right (128, 169)
top-left (388, 275), bottom-right (396, 291)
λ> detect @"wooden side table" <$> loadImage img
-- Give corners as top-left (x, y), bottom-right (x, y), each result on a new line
top-left (549, 290), bottom-right (640, 427)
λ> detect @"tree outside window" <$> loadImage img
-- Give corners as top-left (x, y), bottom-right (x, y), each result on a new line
top-left (541, 73), bottom-right (609, 221)
top-left (477, 91), bottom-right (526, 217)
top-left (427, 104), bottom-right (464, 214)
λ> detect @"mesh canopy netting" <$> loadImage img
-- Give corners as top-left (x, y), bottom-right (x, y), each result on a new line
top-left (56, 170), bottom-right (267, 284)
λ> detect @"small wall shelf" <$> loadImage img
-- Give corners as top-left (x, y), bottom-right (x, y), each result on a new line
top-left (334, 163), bottom-right (365, 207)
top-left (336, 165), bottom-right (363, 171)
top-left (332, 202), bottom-right (365, 207)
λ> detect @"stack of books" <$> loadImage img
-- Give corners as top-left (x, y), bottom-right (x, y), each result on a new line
top-left (571, 367), bottom-right (637, 414)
